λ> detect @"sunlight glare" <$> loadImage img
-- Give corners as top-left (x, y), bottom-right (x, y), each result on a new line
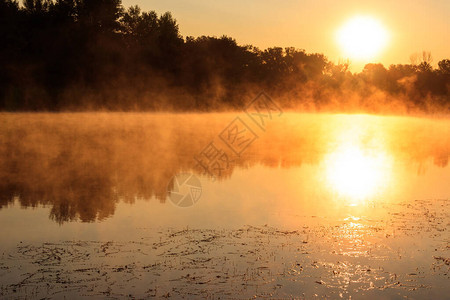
top-left (337, 16), bottom-right (389, 61)
top-left (325, 144), bottom-right (390, 203)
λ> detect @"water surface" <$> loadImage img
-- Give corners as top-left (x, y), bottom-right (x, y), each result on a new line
top-left (0, 113), bottom-right (449, 298)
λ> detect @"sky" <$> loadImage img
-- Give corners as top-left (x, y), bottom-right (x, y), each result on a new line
top-left (122, 0), bottom-right (449, 71)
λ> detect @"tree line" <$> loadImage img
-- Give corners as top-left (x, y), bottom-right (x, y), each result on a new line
top-left (1, 0), bottom-right (449, 112)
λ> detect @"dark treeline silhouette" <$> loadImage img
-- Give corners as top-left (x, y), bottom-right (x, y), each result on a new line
top-left (1, 0), bottom-right (449, 112)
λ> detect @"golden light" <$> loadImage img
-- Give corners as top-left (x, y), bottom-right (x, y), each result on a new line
top-left (325, 143), bottom-right (390, 203)
top-left (336, 16), bottom-right (389, 61)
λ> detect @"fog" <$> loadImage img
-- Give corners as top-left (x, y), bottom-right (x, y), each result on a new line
top-left (0, 1), bottom-right (449, 113)
top-left (0, 112), bottom-right (449, 223)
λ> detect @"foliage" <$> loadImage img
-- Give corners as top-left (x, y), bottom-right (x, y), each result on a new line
top-left (0, 0), bottom-right (449, 112)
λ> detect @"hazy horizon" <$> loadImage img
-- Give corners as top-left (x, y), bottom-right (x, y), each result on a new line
top-left (122, 0), bottom-right (450, 71)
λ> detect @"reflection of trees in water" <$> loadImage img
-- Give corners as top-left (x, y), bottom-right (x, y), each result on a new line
top-left (0, 113), bottom-right (449, 223)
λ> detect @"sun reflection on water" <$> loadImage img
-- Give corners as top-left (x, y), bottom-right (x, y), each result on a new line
top-left (324, 122), bottom-right (393, 205)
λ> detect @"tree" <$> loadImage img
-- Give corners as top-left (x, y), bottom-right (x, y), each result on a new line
top-left (76, 0), bottom-right (123, 33)
top-left (438, 59), bottom-right (450, 75)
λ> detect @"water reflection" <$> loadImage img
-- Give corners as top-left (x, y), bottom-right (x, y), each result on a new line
top-left (0, 113), bottom-right (449, 223)
top-left (325, 144), bottom-right (391, 202)
top-left (323, 121), bottom-right (394, 204)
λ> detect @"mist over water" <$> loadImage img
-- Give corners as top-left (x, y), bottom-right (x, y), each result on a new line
top-left (0, 112), bottom-right (449, 222)
top-left (0, 112), bottom-right (449, 298)
top-left (1, 0), bottom-right (449, 298)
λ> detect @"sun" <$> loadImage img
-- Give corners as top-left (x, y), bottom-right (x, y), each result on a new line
top-left (336, 16), bottom-right (389, 61)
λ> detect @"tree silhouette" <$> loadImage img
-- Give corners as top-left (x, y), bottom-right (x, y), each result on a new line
top-left (0, 0), bottom-right (448, 111)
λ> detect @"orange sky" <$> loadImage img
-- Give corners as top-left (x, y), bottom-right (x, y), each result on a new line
top-left (123, 0), bottom-right (449, 72)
